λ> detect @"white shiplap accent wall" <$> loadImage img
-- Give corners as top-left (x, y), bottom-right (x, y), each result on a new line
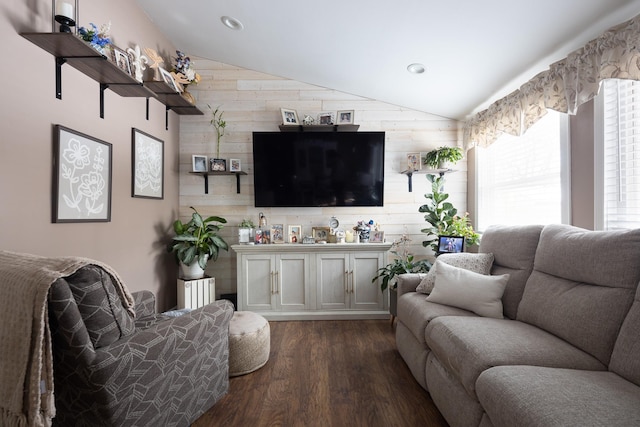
top-left (179, 59), bottom-right (464, 297)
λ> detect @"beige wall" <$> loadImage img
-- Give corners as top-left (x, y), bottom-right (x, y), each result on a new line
top-left (1, 0), bottom-right (180, 310)
top-left (182, 59), bottom-right (464, 297)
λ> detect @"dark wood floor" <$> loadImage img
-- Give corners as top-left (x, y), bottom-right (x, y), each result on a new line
top-left (193, 320), bottom-right (448, 427)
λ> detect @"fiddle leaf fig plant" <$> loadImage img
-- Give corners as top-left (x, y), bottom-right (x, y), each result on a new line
top-left (170, 206), bottom-right (229, 269)
top-left (419, 174), bottom-right (479, 253)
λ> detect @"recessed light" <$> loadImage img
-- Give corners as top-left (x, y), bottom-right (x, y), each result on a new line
top-left (407, 63), bottom-right (426, 74)
top-left (221, 16), bottom-right (244, 30)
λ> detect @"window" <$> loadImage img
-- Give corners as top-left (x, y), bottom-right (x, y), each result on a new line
top-left (476, 110), bottom-right (570, 231)
top-left (596, 79), bottom-right (640, 230)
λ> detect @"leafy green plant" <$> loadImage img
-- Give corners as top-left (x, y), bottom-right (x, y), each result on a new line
top-left (169, 207), bottom-right (229, 269)
top-left (239, 218), bottom-right (255, 228)
top-left (423, 146), bottom-right (464, 169)
top-left (208, 105), bottom-right (227, 158)
top-left (372, 233), bottom-right (431, 292)
top-left (419, 174), bottom-right (479, 253)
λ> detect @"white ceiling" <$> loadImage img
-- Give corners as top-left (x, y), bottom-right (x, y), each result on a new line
top-left (135, 0), bottom-right (640, 120)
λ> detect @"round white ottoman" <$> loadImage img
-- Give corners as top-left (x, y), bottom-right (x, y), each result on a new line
top-left (228, 311), bottom-right (270, 377)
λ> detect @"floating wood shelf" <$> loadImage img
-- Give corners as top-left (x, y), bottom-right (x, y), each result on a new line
top-left (278, 124), bottom-right (360, 132)
top-left (21, 32), bottom-right (203, 124)
top-left (189, 171), bottom-right (248, 194)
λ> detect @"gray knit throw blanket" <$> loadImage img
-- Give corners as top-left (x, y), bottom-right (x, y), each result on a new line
top-left (0, 250), bottom-right (134, 427)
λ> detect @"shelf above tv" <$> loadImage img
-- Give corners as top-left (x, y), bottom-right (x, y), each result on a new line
top-left (278, 124), bottom-right (360, 132)
top-left (189, 171), bottom-right (248, 194)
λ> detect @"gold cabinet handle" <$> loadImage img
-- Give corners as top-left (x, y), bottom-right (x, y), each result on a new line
top-left (345, 271), bottom-right (349, 293)
top-left (349, 271), bottom-right (354, 293)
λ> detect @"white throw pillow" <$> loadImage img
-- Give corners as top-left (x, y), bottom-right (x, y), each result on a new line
top-left (425, 260), bottom-right (509, 319)
top-left (416, 252), bottom-right (494, 294)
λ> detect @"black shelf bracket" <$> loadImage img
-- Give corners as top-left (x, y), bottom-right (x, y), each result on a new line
top-left (406, 172), bottom-right (414, 192)
top-left (165, 106), bottom-right (170, 130)
top-left (192, 172), bottom-right (246, 195)
top-left (146, 98), bottom-right (150, 120)
top-left (55, 57), bottom-right (67, 99)
top-left (235, 174), bottom-right (241, 194)
top-left (99, 83), bottom-right (109, 119)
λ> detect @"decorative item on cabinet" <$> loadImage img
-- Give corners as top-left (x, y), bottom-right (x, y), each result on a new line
top-left (238, 219), bottom-right (255, 245)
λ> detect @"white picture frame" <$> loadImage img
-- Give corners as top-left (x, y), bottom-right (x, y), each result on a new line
top-left (281, 108), bottom-right (299, 125)
top-left (192, 155), bottom-right (207, 172)
top-left (337, 110), bottom-right (354, 124)
top-left (229, 158), bottom-right (241, 172)
top-left (159, 67), bottom-right (180, 92)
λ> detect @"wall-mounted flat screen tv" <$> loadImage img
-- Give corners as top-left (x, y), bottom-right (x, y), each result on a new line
top-left (252, 131), bottom-right (385, 207)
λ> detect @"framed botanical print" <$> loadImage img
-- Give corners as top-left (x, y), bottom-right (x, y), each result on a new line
top-left (53, 125), bottom-right (112, 223)
top-left (132, 128), bottom-right (164, 199)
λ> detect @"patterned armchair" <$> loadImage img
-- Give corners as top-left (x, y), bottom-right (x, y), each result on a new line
top-left (48, 265), bottom-right (234, 426)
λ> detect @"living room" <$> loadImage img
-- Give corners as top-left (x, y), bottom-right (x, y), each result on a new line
top-left (2, 0), bottom-right (640, 426)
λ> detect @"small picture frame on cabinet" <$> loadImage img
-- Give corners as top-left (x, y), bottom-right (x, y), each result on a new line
top-left (288, 225), bottom-right (302, 243)
top-left (271, 224), bottom-right (284, 244)
top-left (312, 227), bottom-right (330, 242)
top-left (192, 155), bottom-right (207, 172)
top-left (370, 230), bottom-right (385, 243)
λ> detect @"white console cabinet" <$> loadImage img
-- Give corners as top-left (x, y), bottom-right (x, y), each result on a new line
top-left (232, 243), bottom-right (391, 320)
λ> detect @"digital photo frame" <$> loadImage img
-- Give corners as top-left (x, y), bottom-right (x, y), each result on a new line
top-left (437, 235), bottom-right (465, 254)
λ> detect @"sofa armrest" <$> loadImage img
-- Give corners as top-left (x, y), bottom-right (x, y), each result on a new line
top-left (132, 290), bottom-right (156, 317)
top-left (396, 273), bottom-right (426, 297)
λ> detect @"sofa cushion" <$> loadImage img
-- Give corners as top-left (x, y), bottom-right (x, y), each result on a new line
top-left (397, 292), bottom-right (476, 345)
top-left (64, 265), bottom-right (135, 348)
top-left (479, 224), bottom-right (543, 319)
top-left (610, 286), bottom-right (640, 387)
top-left (517, 224), bottom-right (640, 365)
top-left (476, 366), bottom-right (640, 427)
top-left (425, 316), bottom-right (606, 399)
top-left (426, 261), bottom-right (509, 318)
top-left (416, 252), bottom-right (494, 294)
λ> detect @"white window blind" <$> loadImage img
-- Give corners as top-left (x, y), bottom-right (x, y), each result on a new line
top-left (599, 79), bottom-right (640, 230)
top-left (477, 110), bottom-right (569, 231)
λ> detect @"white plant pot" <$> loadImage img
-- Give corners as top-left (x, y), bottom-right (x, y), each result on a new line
top-left (180, 255), bottom-right (208, 280)
top-left (238, 228), bottom-right (254, 244)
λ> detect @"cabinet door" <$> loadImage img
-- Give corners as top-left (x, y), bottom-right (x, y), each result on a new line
top-left (316, 253), bottom-right (349, 310)
top-left (276, 253), bottom-right (310, 311)
top-left (241, 254), bottom-right (276, 311)
top-left (350, 252), bottom-right (384, 310)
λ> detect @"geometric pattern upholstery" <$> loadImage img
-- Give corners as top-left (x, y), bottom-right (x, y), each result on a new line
top-left (48, 265), bottom-right (234, 426)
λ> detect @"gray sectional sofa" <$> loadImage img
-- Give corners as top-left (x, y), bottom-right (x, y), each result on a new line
top-left (395, 224), bottom-right (640, 427)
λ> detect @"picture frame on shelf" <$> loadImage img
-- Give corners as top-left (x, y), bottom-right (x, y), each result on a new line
top-left (192, 155), bottom-right (207, 172)
top-left (312, 226), bottom-right (330, 242)
top-left (159, 67), bottom-right (181, 92)
top-left (370, 230), bottom-right (385, 243)
top-left (271, 224), bottom-right (284, 244)
top-left (337, 110), bottom-right (354, 124)
top-left (111, 45), bottom-right (132, 76)
top-left (210, 158), bottom-right (226, 171)
top-left (131, 128), bottom-right (164, 199)
top-left (281, 108), bottom-right (299, 125)
top-left (317, 112), bottom-right (334, 125)
top-left (53, 125), bottom-right (112, 223)
top-left (407, 152), bottom-right (421, 171)
top-left (288, 225), bottom-right (302, 243)
top-left (229, 159), bottom-right (241, 172)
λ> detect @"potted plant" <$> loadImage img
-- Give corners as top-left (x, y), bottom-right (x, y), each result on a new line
top-left (423, 146), bottom-right (464, 169)
top-left (169, 206), bottom-right (229, 279)
top-left (372, 233), bottom-right (431, 318)
top-left (208, 105), bottom-right (227, 171)
top-left (238, 218), bottom-right (255, 244)
top-left (419, 174), bottom-right (479, 253)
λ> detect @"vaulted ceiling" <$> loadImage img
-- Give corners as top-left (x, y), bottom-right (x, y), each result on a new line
top-left (135, 0), bottom-right (640, 120)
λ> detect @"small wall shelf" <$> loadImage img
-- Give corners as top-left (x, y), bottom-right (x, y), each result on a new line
top-left (278, 124), bottom-right (360, 132)
top-left (189, 171), bottom-right (248, 194)
top-left (400, 169), bottom-right (456, 192)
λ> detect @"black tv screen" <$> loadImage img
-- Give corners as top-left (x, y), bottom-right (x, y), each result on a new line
top-left (253, 131), bottom-right (385, 207)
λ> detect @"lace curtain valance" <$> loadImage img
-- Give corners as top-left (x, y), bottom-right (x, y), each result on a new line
top-left (463, 13), bottom-right (640, 150)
